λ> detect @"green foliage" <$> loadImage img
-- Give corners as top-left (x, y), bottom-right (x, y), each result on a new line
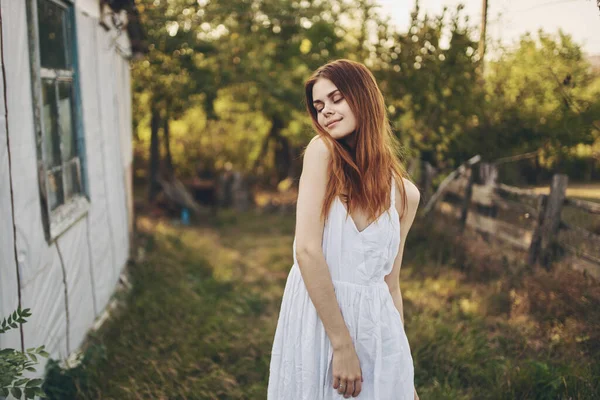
top-left (0, 307), bottom-right (29, 334)
top-left (135, 95), bottom-right (273, 177)
top-left (41, 345), bottom-right (108, 399)
top-left (0, 307), bottom-right (49, 399)
top-left (373, 4), bottom-right (485, 168)
top-left (131, 0), bottom-right (600, 181)
top-left (482, 30), bottom-right (600, 167)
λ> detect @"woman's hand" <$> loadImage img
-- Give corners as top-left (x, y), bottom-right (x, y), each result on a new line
top-left (332, 343), bottom-right (363, 398)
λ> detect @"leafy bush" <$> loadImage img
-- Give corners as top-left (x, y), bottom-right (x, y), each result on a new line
top-left (0, 307), bottom-right (48, 399)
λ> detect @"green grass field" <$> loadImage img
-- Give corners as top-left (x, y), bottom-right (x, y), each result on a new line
top-left (42, 210), bottom-right (600, 399)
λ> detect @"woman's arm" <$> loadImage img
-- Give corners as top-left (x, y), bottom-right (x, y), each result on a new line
top-left (294, 137), bottom-right (353, 350)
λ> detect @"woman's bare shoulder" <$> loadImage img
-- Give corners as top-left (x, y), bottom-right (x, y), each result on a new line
top-left (394, 177), bottom-right (421, 219)
top-left (401, 178), bottom-right (420, 204)
top-left (303, 135), bottom-right (330, 164)
top-left (297, 136), bottom-right (330, 218)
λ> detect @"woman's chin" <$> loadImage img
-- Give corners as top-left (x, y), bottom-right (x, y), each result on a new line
top-left (331, 131), bottom-right (353, 140)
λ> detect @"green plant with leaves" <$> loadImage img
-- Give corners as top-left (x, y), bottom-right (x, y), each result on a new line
top-left (0, 307), bottom-right (48, 399)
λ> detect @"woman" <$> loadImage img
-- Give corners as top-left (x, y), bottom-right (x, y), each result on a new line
top-left (268, 59), bottom-right (421, 399)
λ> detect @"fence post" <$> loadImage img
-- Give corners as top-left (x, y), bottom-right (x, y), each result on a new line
top-left (527, 194), bottom-right (547, 266)
top-left (459, 166), bottom-right (476, 232)
top-left (479, 162), bottom-right (498, 218)
top-left (539, 174), bottom-right (568, 268)
top-left (421, 161), bottom-right (436, 205)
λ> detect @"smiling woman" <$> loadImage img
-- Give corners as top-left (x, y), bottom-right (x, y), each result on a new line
top-left (267, 59), bottom-right (421, 400)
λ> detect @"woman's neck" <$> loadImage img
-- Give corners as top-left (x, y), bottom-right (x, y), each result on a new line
top-left (341, 132), bottom-right (357, 149)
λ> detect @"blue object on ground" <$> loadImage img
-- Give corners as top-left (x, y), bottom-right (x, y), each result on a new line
top-left (181, 208), bottom-right (190, 225)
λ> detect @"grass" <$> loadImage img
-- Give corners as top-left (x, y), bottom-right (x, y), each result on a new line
top-left (43, 210), bottom-right (294, 399)
top-left (42, 209), bottom-right (600, 399)
top-left (403, 215), bottom-right (600, 399)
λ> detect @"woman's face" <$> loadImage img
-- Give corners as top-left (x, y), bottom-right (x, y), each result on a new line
top-left (312, 78), bottom-right (357, 141)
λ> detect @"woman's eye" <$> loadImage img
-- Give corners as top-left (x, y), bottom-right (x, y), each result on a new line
top-left (316, 97), bottom-right (343, 113)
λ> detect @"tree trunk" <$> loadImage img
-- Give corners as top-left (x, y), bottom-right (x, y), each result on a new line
top-left (253, 134), bottom-right (271, 172)
top-left (148, 104), bottom-right (161, 202)
top-left (275, 133), bottom-right (291, 182)
top-left (252, 116), bottom-right (284, 178)
top-left (163, 113), bottom-right (173, 177)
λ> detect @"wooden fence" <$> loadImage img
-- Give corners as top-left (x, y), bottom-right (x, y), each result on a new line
top-left (422, 157), bottom-right (600, 279)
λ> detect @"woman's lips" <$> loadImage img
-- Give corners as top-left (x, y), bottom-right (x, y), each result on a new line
top-left (327, 119), bottom-right (341, 128)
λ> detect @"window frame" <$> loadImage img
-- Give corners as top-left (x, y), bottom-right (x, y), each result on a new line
top-left (27, 0), bottom-right (89, 242)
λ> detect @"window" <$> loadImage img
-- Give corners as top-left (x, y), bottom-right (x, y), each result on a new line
top-left (28, 0), bottom-right (88, 241)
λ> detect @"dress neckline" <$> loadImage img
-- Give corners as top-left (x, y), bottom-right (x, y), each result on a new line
top-left (336, 197), bottom-right (394, 234)
top-left (336, 177), bottom-right (397, 234)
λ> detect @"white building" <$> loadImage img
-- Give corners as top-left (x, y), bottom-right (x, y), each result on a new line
top-left (0, 0), bottom-right (141, 384)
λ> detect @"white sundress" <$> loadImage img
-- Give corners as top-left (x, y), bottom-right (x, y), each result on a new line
top-left (268, 177), bottom-right (415, 400)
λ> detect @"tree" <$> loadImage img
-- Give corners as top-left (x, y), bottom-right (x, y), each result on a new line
top-left (481, 30), bottom-right (600, 166)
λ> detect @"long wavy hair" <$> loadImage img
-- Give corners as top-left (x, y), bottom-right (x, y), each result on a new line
top-left (304, 59), bottom-right (411, 223)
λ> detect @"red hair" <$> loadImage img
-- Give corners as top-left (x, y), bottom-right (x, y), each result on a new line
top-left (304, 59), bottom-right (411, 222)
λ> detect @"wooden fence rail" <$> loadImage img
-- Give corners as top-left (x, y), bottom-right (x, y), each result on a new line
top-left (422, 158), bottom-right (600, 278)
